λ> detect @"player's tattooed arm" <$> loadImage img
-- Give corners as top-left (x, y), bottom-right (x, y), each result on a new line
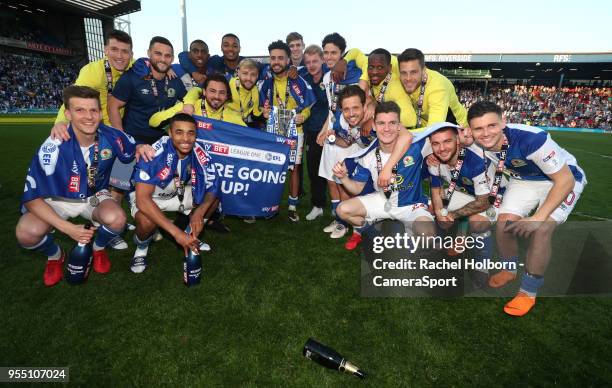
top-left (449, 194), bottom-right (489, 219)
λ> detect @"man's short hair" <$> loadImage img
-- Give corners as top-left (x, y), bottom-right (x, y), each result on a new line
top-left (397, 48), bottom-right (425, 68)
top-left (63, 85), bottom-right (100, 109)
top-left (467, 101), bottom-right (503, 122)
top-left (105, 29), bottom-right (132, 47)
top-left (369, 48), bottom-right (392, 65)
top-left (268, 40), bottom-right (290, 57)
top-left (375, 101), bottom-right (401, 119)
top-left (286, 32), bottom-right (303, 45)
top-left (303, 44), bottom-right (323, 58)
top-left (322, 33), bottom-right (346, 53)
top-left (149, 36), bottom-right (173, 50)
top-left (222, 33), bottom-right (240, 44)
top-left (238, 58), bottom-right (259, 71)
top-left (338, 85), bottom-right (366, 107)
top-left (190, 39), bottom-right (209, 51)
top-left (169, 113), bottom-right (196, 128)
top-left (203, 73), bottom-right (232, 102)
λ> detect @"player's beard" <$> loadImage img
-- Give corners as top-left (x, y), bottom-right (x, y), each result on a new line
top-left (272, 64), bottom-right (286, 75)
top-left (207, 98), bottom-right (224, 110)
top-left (151, 60), bottom-right (169, 74)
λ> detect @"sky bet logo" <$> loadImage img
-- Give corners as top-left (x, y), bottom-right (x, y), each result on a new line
top-left (197, 121), bottom-right (213, 130)
top-left (68, 175), bottom-right (80, 192)
top-left (204, 142), bottom-right (229, 155)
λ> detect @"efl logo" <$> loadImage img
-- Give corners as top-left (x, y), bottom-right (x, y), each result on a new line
top-left (197, 121), bottom-right (213, 130)
top-left (68, 175), bottom-right (80, 192)
top-left (157, 166), bottom-right (170, 180)
top-left (195, 147), bottom-right (208, 165)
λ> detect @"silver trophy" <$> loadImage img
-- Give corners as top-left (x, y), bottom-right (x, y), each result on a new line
top-left (267, 107), bottom-right (297, 138)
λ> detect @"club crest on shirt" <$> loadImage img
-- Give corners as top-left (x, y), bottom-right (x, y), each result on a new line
top-left (511, 159), bottom-right (527, 167)
top-left (403, 156), bottom-right (414, 167)
top-left (167, 88), bottom-right (176, 98)
top-left (100, 148), bottom-right (113, 160)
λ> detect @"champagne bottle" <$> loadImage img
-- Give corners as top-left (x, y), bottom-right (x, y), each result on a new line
top-left (303, 338), bottom-right (366, 379)
top-left (183, 248), bottom-right (202, 286)
top-left (65, 223), bottom-right (93, 285)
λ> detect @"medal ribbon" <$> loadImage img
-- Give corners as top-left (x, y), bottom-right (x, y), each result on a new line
top-left (371, 73), bottom-right (392, 104)
top-left (415, 71), bottom-right (428, 127)
top-left (375, 148), bottom-right (398, 200)
top-left (87, 132), bottom-right (100, 192)
top-left (104, 59), bottom-right (113, 93)
top-left (440, 147), bottom-right (467, 209)
top-left (488, 137), bottom-right (509, 208)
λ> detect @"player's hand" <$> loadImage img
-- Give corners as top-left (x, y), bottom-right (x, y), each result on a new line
top-left (332, 161), bottom-right (348, 179)
top-left (263, 105), bottom-right (271, 119)
top-left (192, 71), bottom-right (207, 85)
top-left (426, 153), bottom-right (440, 167)
top-left (189, 208), bottom-right (206, 238)
top-left (182, 104), bottom-right (195, 116)
top-left (294, 113), bottom-right (305, 125)
top-left (288, 65), bottom-right (298, 80)
top-left (364, 101), bottom-right (375, 122)
top-left (51, 122), bottom-right (70, 141)
top-left (175, 232), bottom-right (200, 255)
top-left (458, 127), bottom-right (473, 146)
top-left (135, 144), bottom-right (156, 162)
top-left (331, 58), bottom-right (347, 83)
top-left (504, 217), bottom-right (543, 238)
top-left (436, 213), bottom-right (455, 230)
top-left (65, 224), bottom-right (97, 244)
top-left (377, 165), bottom-right (395, 188)
top-left (167, 68), bottom-right (177, 79)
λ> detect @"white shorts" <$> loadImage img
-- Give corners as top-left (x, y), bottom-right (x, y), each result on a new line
top-left (44, 190), bottom-right (114, 225)
top-left (448, 190), bottom-right (498, 222)
top-left (499, 178), bottom-right (584, 224)
top-left (318, 141), bottom-right (362, 182)
top-left (288, 133), bottom-right (304, 170)
top-left (357, 191), bottom-right (434, 224)
top-left (129, 188), bottom-right (194, 218)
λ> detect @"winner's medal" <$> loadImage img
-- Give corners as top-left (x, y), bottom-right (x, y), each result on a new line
top-left (440, 208), bottom-right (449, 217)
top-left (327, 134), bottom-right (336, 144)
top-left (178, 203), bottom-right (185, 213)
top-left (89, 195), bottom-right (99, 207)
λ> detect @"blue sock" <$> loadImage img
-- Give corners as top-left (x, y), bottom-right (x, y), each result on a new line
top-left (471, 231), bottom-right (492, 263)
top-left (288, 196), bottom-right (299, 210)
top-left (24, 234), bottom-right (60, 259)
top-left (519, 272), bottom-right (544, 297)
top-left (93, 225), bottom-right (124, 251)
top-left (331, 200), bottom-right (340, 218)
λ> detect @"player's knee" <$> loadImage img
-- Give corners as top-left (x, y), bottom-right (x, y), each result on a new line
top-left (336, 202), bottom-right (350, 220)
top-left (532, 220), bottom-right (556, 240)
top-left (469, 216), bottom-right (490, 233)
top-left (15, 219), bottom-right (46, 246)
top-left (98, 206), bottom-right (126, 229)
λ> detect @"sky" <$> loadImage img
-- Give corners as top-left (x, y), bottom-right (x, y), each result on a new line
top-left (125, 0), bottom-right (612, 59)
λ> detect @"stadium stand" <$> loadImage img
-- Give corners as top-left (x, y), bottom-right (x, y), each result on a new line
top-left (0, 51), bottom-right (78, 112)
top-left (458, 84), bottom-right (611, 130)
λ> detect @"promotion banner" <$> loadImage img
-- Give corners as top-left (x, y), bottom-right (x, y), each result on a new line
top-left (194, 115), bottom-right (291, 217)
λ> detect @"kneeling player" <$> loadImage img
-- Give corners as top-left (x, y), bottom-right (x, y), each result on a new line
top-left (16, 85), bottom-right (135, 286)
top-left (427, 122), bottom-right (500, 285)
top-left (129, 113), bottom-right (218, 273)
top-left (333, 102), bottom-right (435, 237)
top-left (468, 101), bottom-right (587, 316)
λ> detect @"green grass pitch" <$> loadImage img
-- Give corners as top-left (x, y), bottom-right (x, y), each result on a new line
top-left (0, 123), bottom-right (610, 385)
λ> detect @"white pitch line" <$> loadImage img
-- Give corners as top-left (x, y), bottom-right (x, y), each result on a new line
top-left (573, 212), bottom-right (612, 221)
top-left (566, 147), bottom-right (612, 159)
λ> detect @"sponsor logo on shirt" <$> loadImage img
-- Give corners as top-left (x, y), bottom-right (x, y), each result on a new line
top-left (166, 153), bottom-right (174, 166)
top-left (157, 166), bottom-right (170, 180)
top-left (140, 88), bottom-right (150, 95)
top-left (195, 147), bottom-right (209, 165)
top-left (71, 161), bottom-right (79, 174)
top-left (68, 175), bottom-right (80, 192)
top-left (116, 138), bottom-right (124, 154)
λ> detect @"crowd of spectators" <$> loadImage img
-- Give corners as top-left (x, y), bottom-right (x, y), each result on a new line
top-left (459, 84), bottom-right (611, 130)
top-left (0, 52), bottom-right (78, 112)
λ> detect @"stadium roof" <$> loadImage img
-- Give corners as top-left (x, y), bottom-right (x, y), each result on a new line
top-left (7, 0), bottom-right (141, 19)
top-left (425, 53), bottom-right (612, 81)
